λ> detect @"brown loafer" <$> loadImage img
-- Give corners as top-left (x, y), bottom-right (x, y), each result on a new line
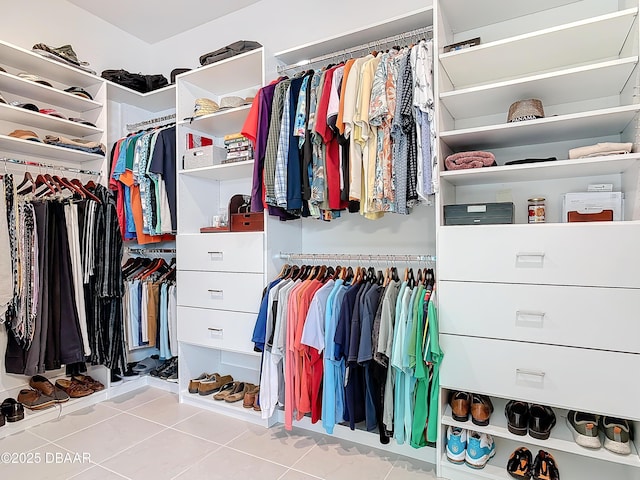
top-left (188, 373), bottom-right (213, 394)
top-left (17, 389), bottom-right (55, 410)
top-left (213, 381), bottom-right (238, 401)
top-left (450, 391), bottom-right (471, 422)
top-left (72, 375), bottom-right (105, 392)
top-left (30, 375), bottom-right (69, 403)
top-left (471, 394), bottom-right (494, 426)
top-left (55, 379), bottom-right (93, 398)
top-left (198, 374), bottom-right (234, 396)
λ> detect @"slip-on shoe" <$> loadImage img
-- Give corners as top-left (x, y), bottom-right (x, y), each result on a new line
top-left (30, 375), bottom-right (70, 403)
top-left (1, 398), bottom-right (24, 422)
top-left (17, 388), bottom-right (55, 410)
top-left (471, 394), bottom-right (494, 426)
top-left (505, 400), bottom-right (529, 436)
top-left (55, 379), bottom-right (93, 398)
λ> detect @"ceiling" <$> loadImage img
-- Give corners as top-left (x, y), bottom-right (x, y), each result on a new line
top-left (67, 0), bottom-right (261, 44)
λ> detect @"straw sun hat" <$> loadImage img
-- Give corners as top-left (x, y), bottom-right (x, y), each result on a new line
top-left (507, 99), bottom-right (545, 123)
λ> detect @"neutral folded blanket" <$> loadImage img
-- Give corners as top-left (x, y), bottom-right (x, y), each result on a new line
top-left (445, 151), bottom-right (496, 170)
top-left (569, 142), bottom-right (633, 159)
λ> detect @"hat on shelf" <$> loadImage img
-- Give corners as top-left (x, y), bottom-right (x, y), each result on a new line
top-left (17, 72), bottom-right (53, 88)
top-left (69, 117), bottom-right (96, 127)
top-left (8, 129), bottom-right (43, 142)
top-left (39, 108), bottom-right (67, 120)
top-left (507, 98), bottom-right (545, 123)
top-left (9, 101), bottom-right (39, 112)
top-left (193, 97), bottom-right (220, 117)
top-left (64, 86), bottom-right (93, 100)
top-left (219, 96), bottom-right (252, 110)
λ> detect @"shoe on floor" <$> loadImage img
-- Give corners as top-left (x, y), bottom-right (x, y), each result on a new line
top-left (529, 404), bottom-right (556, 440)
top-left (505, 400), bottom-right (529, 436)
top-left (110, 372), bottom-right (123, 385)
top-left (225, 382), bottom-right (252, 403)
top-left (72, 375), bottom-right (105, 392)
top-left (1, 398), bottom-right (24, 422)
top-left (122, 368), bottom-right (139, 381)
top-left (566, 410), bottom-right (601, 449)
top-left (17, 389), bottom-right (55, 410)
top-left (199, 374), bottom-right (234, 396)
top-left (159, 358), bottom-right (178, 380)
top-left (132, 355), bottom-right (162, 374)
top-left (446, 426), bottom-right (467, 464)
top-left (29, 375), bottom-right (70, 403)
top-left (507, 447), bottom-right (532, 479)
top-left (465, 431), bottom-right (495, 469)
top-left (449, 391), bottom-right (471, 422)
top-left (602, 416), bottom-right (633, 455)
top-left (532, 450), bottom-right (559, 480)
top-left (243, 385), bottom-right (259, 408)
top-left (189, 373), bottom-right (212, 394)
top-left (55, 379), bottom-right (93, 398)
top-left (471, 394), bottom-right (494, 426)
top-left (213, 381), bottom-right (238, 401)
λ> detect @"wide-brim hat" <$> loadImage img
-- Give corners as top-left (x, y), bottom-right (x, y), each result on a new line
top-left (194, 97), bottom-right (220, 117)
top-left (219, 95), bottom-right (253, 110)
top-left (507, 99), bottom-right (545, 123)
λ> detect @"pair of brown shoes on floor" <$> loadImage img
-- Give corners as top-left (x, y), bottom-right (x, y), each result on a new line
top-left (213, 381), bottom-right (256, 404)
top-left (18, 375), bottom-right (70, 410)
top-left (189, 373), bottom-right (234, 396)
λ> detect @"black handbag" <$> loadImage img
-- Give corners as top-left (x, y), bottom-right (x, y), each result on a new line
top-left (101, 69), bottom-right (168, 93)
top-left (199, 41), bottom-right (262, 66)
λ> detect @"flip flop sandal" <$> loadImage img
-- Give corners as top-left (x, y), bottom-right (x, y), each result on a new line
top-left (225, 382), bottom-right (251, 403)
top-left (213, 381), bottom-right (238, 401)
top-left (132, 355), bottom-right (163, 374)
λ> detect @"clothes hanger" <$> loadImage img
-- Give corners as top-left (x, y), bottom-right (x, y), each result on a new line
top-left (277, 263), bottom-right (291, 278)
top-left (70, 178), bottom-right (101, 203)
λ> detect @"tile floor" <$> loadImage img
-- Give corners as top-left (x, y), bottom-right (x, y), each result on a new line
top-left (0, 386), bottom-right (440, 480)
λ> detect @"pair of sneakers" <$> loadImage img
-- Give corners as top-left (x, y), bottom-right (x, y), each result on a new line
top-left (446, 426), bottom-right (496, 469)
top-left (567, 410), bottom-right (634, 454)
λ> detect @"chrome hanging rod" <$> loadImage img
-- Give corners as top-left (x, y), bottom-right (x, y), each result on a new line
top-left (0, 157), bottom-right (101, 176)
top-left (276, 252), bottom-right (436, 263)
top-left (126, 113), bottom-right (176, 132)
top-left (126, 247), bottom-right (176, 254)
top-left (277, 26), bottom-right (433, 74)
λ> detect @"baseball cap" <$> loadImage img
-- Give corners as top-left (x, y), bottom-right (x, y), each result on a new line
top-left (69, 117), bottom-right (96, 127)
top-left (9, 101), bottom-right (39, 112)
top-left (64, 86), bottom-right (93, 100)
top-left (17, 72), bottom-right (53, 88)
top-left (39, 108), bottom-right (67, 120)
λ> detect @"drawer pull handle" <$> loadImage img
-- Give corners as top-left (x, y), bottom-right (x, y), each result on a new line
top-left (208, 289), bottom-right (223, 294)
top-left (516, 311), bottom-right (545, 326)
top-left (516, 369), bottom-right (546, 388)
top-left (515, 252), bottom-right (545, 268)
top-left (208, 251), bottom-right (223, 259)
top-left (516, 368), bottom-right (545, 378)
top-left (208, 327), bottom-right (223, 332)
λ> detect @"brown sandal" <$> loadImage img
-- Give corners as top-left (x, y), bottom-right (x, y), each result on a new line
top-left (55, 379), bottom-right (93, 398)
top-left (225, 382), bottom-right (251, 403)
top-left (213, 381), bottom-right (237, 401)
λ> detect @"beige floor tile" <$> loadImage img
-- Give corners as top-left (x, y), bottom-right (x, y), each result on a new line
top-left (54, 412), bottom-right (165, 463)
top-left (226, 424), bottom-right (320, 467)
top-left (279, 469), bottom-right (324, 480)
top-left (387, 458), bottom-right (439, 480)
top-left (127, 394), bottom-right (200, 426)
top-left (174, 445), bottom-right (288, 480)
top-left (0, 443), bottom-right (94, 480)
top-left (172, 410), bottom-right (250, 444)
top-left (292, 437), bottom-right (397, 480)
top-left (0, 429), bottom-right (50, 452)
top-left (27, 403), bottom-right (120, 441)
top-left (101, 428), bottom-right (220, 480)
top-left (101, 386), bottom-right (171, 411)
top-left (68, 465), bottom-right (131, 479)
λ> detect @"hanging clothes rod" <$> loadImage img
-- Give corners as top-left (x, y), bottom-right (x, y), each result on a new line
top-left (276, 252), bottom-right (436, 263)
top-left (277, 25), bottom-right (433, 73)
top-left (0, 157), bottom-right (101, 176)
top-left (126, 113), bottom-right (176, 132)
top-left (126, 247), bottom-right (176, 254)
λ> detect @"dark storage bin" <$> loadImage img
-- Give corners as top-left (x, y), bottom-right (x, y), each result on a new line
top-left (444, 202), bottom-right (515, 225)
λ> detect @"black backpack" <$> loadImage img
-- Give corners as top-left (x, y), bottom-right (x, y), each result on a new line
top-left (101, 69), bottom-right (169, 93)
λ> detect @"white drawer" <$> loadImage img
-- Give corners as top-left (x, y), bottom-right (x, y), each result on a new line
top-left (177, 271), bottom-right (263, 313)
top-left (177, 306), bottom-right (256, 354)
top-left (440, 334), bottom-right (640, 420)
top-left (438, 223), bottom-right (639, 288)
top-left (439, 281), bottom-right (640, 354)
top-left (177, 233), bottom-right (264, 273)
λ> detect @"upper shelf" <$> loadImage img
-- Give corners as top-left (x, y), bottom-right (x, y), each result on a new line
top-left (274, 7), bottom-right (433, 65)
top-left (439, 104), bottom-right (640, 150)
top-left (106, 82), bottom-right (176, 113)
top-left (440, 153), bottom-right (640, 186)
top-left (440, 57), bottom-right (638, 120)
top-left (178, 48), bottom-right (263, 96)
top-left (178, 105), bottom-right (251, 137)
top-left (0, 40), bottom-right (102, 89)
top-left (179, 159), bottom-right (254, 181)
top-left (439, 8), bottom-right (638, 89)
top-left (0, 103), bottom-right (103, 138)
top-left (439, 0), bottom-right (579, 34)
top-left (0, 134), bottom-right (104, 163)
top-left (0, 71), bottom-right (101, 113)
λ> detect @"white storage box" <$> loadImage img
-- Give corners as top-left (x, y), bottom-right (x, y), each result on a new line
top-left (183, 145), bottom-right (226, 170)
top-left (562, 192), bottom-right (624, 222)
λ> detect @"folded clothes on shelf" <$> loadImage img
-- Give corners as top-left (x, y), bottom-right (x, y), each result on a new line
top-left (44, 134), bottom-right (105, 155)
top-left (445, 151), bottom-right (496, 170)
top-left (569, 142), bottom-right (633, 159)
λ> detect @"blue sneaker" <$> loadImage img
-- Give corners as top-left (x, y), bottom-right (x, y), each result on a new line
top-left (446, 426), bottom-right (467, 464)
top-left (465, 431), bottom-right (496, 469)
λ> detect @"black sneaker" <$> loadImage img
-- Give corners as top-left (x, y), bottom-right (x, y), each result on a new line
top-left (505, 400), bottom-right (529, 436)
top-left (110, 372), bottom-right (123, 386)
top-left (602, 416), bottom-right (633, 455)
top-left (159, 358), bottom-right (178, 380)
top-left (529, 404), bottom-right (556, 440)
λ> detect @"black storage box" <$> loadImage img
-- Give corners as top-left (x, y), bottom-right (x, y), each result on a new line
top-left (444, 202), bottom-right (515, 225)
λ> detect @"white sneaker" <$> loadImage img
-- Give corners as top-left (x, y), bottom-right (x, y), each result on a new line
top-left (446, 426), bottom-right (467, 464)
top-left (465, 431), bottom-right (496, 469)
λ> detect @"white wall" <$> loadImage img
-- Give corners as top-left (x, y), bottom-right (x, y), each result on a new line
top-left (150, 0), bottom-right (430, 79)
top-left (2, 0), bottom-right (153, 76)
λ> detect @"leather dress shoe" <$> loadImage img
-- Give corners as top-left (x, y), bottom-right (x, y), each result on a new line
top-left (529, 404), bottom-right (556, 440)
top-left (449, 391), bottom-right (471, 422)
top-left (1, 398), bottom-right (25, 422)
top-left (30, 375), bottom-right (70, 403)
top-left (55, 379), bottom-right (93, 398)
top-left (471, 394), bottom-right (494, 426)
top-left (505, 400), bottom-right (529, 436)
top-left (17, 389), bottom-right (55, 410)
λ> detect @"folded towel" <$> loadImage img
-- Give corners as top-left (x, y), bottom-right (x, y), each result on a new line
top-left (445, 151), bottom-right (496, 170)
top-left (569, 142), bottom-right (633, 160)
